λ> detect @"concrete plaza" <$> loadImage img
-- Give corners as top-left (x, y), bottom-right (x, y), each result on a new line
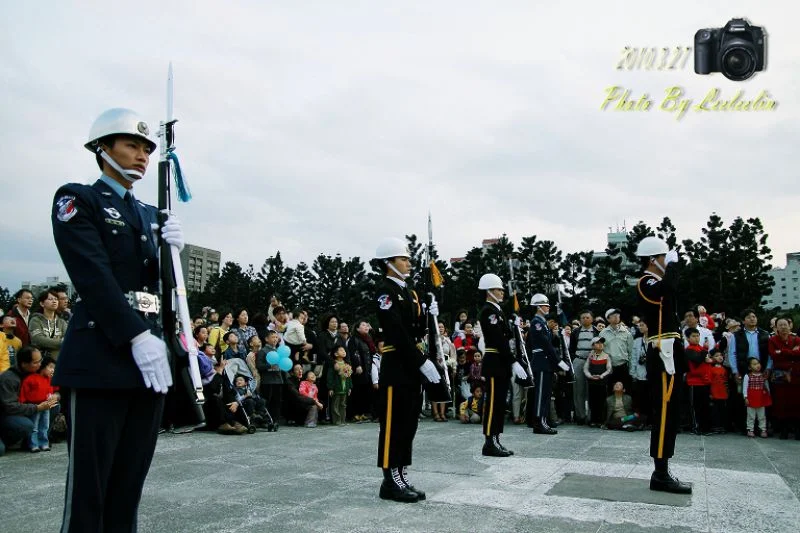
top-left (1, 419), bottom-right (798, 532)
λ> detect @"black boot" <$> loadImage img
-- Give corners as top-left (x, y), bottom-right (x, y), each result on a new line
top-left (380, 468), bottom-right (419, 502)
top-left (650, 459), bottom-right (692, 494)
top-left (482, 436), bottom-right (511, 457)
top-left (494, 435), bottom-right (514, 455)
top-left (400, 466), bottom-right (426, 500)
top-left (533, 417), bottom-right (557, 435)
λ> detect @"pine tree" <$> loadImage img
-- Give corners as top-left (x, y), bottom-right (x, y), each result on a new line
top-left (559, 251), bottom-right (593, 317)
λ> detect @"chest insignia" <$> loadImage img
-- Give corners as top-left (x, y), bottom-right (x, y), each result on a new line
top-left (646, 278), bottom-right (657, 286)
top-left (56, 195), bottom-right (78, 222)
top-left (535, 322), bottom-right (543, 330)
top-left (105, 218), bottom-right (126, 227)
top-left (489, 314), bottom-right (498, 325)
top-left (104, 207), bottom-right (122, 219)
top-left (378, 294), bottom-right (392, 310)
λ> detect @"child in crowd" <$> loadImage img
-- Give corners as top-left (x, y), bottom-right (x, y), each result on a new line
top-left (299, 371), bottom-right (322, 427)
top-left (452, 311), bottom-right (469, 339)
top-left (743, 358), bottom-right (772, 438)
top-left (584, 337), bottom-right (611, 427)
top-left (709, 352), bottom-right (729, 434)
top-left (19, 352), bottom-right (56, 452)
top-left (232, 374), bottom-right (269, 428)
top-left (604, 381), bottom-right (641, 430)
top-left (222, 332), bottom-right (245, 360)
top-left (327, 346), bottom-right (352, 425)
top-left (684, 327), bottom-right (713, 435)
top-left (454, 352), bottom-right (470, 405)
top-left (467, 351), bottom-right (485, 390)
top-left (459, 384), bottom-right (484, 424)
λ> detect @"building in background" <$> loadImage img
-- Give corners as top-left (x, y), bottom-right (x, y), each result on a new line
top-left (763, 252), bottom-right (800, 310)
top-left (21, 276), bottom-right (75, 299)
top-left (180, 244), bottom-right (221, 293)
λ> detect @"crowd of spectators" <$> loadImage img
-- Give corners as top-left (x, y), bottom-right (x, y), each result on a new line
top-left (1, 285), bottom-right (800, 457)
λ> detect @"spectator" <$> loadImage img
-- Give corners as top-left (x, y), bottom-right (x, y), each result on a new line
top-left (467, 351), bottom-right (485, 391)
top-left (604, 381), bottom-right (641, 430)
top-left (267, 295), bottom-right (282, 323)
top-left (570, 311), bottom-right (600, 425)
top-left (28, 289), bottom-right (68, 361)
top-left (222, 331), bottom-right (245, 360)
top-left (256, 330), bottom-right (284, 427)
top-left (206, 309), bottom-right (219, 328)
top-left (454, 352), bottom-right (471, 411)
top-left (19, 354), bottom-right (57, 452)
top-left (1, 316), bottom-right (23, 370)
top-left (197, 348), bottom-right (247, 435)
top-left (284, 309), bottom-right (314, 367)
top-left (744, 358), bottom-right (771, 438)
top-left (251, 312), bottom-right (270, 342)
top-left (233, 308), bottom-right (258, 349)
top-left (231, 374), bottom-right (269, 428)
top-left (683, 309), bottom-right (716, 352)
top-left (453, 321), bottom-right (480, 363)
top-left (437, 322), bottom-right (458, 383)
top-left (208, 311), bottom-right (234, 354)
top-left (0, 346), bottom-right (58, 456)
top-left (594, 317), bottom-right (606, 332)
top-left (709, 352), bottom-right (729, 434)
top-left (584, 336), bottom-right (611, 427)
top-left (629, 320), bottom-right (650, 424)
top-left (245, 336), bottom-right (262, 390)
top-left (697, 305), bottom-right (716, 331)
top-left (193, 325), bottom-right (209, 348)
top-left (600, 308), bottom-right (634, 393)
top-left (459, 384), bottom-right (484, 424)
top-left (298, 370), bottom-right (323, 427)
top-left (452, 310), bottom-right (469, 339)
top-left (269, 306), bottom-right (289, 338)
top-left (286, 364), bottom-right (319, 426)
top-left (55, 288), bottom-right (72, 322)
top-left (349, 320), bottom-right (374, 422)
top-left (326, 346), bottom-right (352, 426)
top-left (7, 289), bottom-right (34, 347)
top-left (316, 313), bottom-right (340, 420)
top-left (685, 327), bottom-right (713, 435)
top-left (768, 317), bottom-right (800, 440)
top-left (730, 309), bottom-right (770, 433)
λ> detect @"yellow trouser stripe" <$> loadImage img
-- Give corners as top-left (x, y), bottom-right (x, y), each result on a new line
top-left (382, 386), bottom-right (393, 468)
top-left (657, 372), bottom-right (675, 458)
top-left (485, 377), bottom-right (495, 436)
top-left (484, 348), bottom-right (498, 353)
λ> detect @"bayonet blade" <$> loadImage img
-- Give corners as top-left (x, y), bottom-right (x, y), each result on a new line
top-left (166, 62), bottom-right (174, 122)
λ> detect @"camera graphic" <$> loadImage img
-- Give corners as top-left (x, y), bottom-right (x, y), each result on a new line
top-left (694, 18), bottom-right (766, 81)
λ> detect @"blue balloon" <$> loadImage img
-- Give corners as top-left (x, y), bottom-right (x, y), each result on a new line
top-left (277, 344), bottom-right (291, 359)
top-left (266, 351), bottom-right (280, 365)
top-left (278, 357), bottom-right (293, 372)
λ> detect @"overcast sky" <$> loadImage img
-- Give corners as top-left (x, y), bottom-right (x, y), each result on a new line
top-left (1, 1), bottom-right (797, 291)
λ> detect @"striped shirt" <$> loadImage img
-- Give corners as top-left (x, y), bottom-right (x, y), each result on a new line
top-left (575, 328), bottom-right (595, 359)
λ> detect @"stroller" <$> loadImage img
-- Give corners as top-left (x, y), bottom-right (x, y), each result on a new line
top-left (223, 359), bottom-right (277, 432)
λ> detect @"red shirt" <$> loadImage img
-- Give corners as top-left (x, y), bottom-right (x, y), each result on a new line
top-left (768, 334), bottom-right (800, 376)
top-left (709, 365), bottom-right (728, 399)
top-left (19, 373), bottom-right (54, 404)
top-left (685, 344), bottom-right (712, 386)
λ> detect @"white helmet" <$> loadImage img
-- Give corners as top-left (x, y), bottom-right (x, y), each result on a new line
top-left (375, 237), bottom-right (410, 259)
top-left (478, 273), bottom-right (504, 290)
top-left (635, 236), bottom-right (669, 257)
top-left (530, 293), bottom-right (550, 306)
top-left (85, 108), bottom-right (157, 153)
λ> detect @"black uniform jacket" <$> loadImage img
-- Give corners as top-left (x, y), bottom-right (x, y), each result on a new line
top-left (636, 263), bottom-right (686, 375)
top-left (526, 315), bottom-right (561, 372)
top-left (51, 179), bottom-right (161, 389)
top-left (478, 302), bottom-right (513, 378)
top-left (375, 277), bottom-right (426, 386)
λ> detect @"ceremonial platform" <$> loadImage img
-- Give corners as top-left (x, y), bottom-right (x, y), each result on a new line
top-left (2, 420), bottom-right (798, 532)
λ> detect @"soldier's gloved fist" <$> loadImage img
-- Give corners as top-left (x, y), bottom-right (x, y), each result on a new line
top-left (161, 214), bottom-right (185, 252)
top-left (558, 360), bottom-right (570, 372)
top-left (511, 361), bottom-right (528, 380)
top-left (428, 299), bottom-right (439, 317)
top-left (664, 249), bottom-right (679, 265)
top-left (420, 360), bottom-right (441, 383)
top-left (131, 331), bottom-right (173, 393)
top-left (514, 316), bottom-right (522, 327)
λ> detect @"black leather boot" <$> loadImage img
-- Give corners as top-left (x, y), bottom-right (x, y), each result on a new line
top-left (482, 436), bottom-right (511, 457)
top-left (650, 459), bottom-right (692, 494)
top-left (380, 468), bottom-right (419, 502)
top-left (494, 435), bottom-right (514, 455)
top-left (400, 466), bottom-right (426, 500)
top-left (533, 417), bottom-right (557, 435)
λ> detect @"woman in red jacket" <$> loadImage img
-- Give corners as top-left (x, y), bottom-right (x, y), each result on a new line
top-left (768, 317), bottom-right (800, 440)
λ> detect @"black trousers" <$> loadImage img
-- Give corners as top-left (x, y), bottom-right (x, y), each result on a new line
top-left (532, 371), bottom-right (553, 419)
top-left (377, 384), bottom-right (422, 468)
top-left (649, 370), bottom-right (683, 459)
top-left (711, 399), bottom-right (728, 430)
top-left (260, 383), bottom-right (282, 423)
top-left (632, 379), bottom-right (652, 423)
top-left (482, 376), bottom-right (508, 437)
top-left (60, 387), bottom-right (164, 533)
top-left (689, 385), bottom-right (711, 433)
top-left (348, 382), bottom-right (373, 419)
top-left (587, 381), bottom-right (607, 425)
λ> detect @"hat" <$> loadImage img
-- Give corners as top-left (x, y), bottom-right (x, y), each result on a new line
top-left (605, 308), bottom-right (621, 320)
top-left (591, 336), bottom-right (604, 344)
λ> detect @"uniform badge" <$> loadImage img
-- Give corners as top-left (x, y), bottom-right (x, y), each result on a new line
top-left (55, 195), bottom-right (77, 222)
top-left (489, 314), bottom-right (498, 325)
top-left (378, 294), bottom-right (392, 310)
top-left (647, 278), bottom-right (657, 286)
top-left (103, 207), bottom-right (122, 219)
top-left (534, 322), bottom-right (543, 330)
top-left (137, 121), bottom-right (150, 135)
top-left (105, 218), bottom-right (126, 226)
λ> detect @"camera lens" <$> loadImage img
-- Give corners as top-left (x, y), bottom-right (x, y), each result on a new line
top-left (721, 46), bottom-right (757, 81)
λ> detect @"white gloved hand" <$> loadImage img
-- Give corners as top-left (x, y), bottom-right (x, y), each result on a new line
top-left (131, 331), bottom-right (173, 393)
top-left (558, 360), bottom-right (570, 371)
top-left (419, 359), bottom-right (441, 383)
top-left (161, 214), bottom-right (185, 252)
top-left (511, 361), bottom-right (528, 380)
top-left (514, 316), bottom-right (522, 327)
top-left (664, 249), bottom-right (679, 265)
top-left (428, 299), bottom-right (439, 317)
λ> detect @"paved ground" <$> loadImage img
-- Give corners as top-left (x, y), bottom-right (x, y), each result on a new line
top-left (2, 418), bottom-right (799, 533)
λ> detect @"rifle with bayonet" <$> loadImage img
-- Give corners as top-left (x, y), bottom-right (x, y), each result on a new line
top-left (421, 213), bottom-right (451, 403)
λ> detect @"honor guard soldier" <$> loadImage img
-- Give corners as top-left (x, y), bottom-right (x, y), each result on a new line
top-left (373, 237), bottom-right (441, 503)
top-left (477, 274), bottom-right (529, 457)
top-left (526, 294), bottom-right (570, 435)
top-left (635, 237), bottom-right (692, 494)
top-left (51, 108), bottom-right (185, 531)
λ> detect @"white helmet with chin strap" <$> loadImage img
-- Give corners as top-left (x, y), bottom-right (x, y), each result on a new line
top-left (478, 273), bottom-right (504, 304)
top-left (635, 236), bottom-right (670, 274)
top-left (86, 108), bottom-right (157, 182)
top-left (530, 293), bottom-right (550, 308)
top-left (375, 237), bottom-right (411, 279)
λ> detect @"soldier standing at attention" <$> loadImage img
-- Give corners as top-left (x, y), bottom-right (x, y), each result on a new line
top-left (51, 108), bottom-right (185, 531)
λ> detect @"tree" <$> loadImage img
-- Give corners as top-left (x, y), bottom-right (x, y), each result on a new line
top-left (290, 262), bottom-right (317, 314)
top-left (559, 251), bottom-right (593, 317)
top-left (203, 261), bottom-right (253, 312)
top-left (447, 246), bottom-right (484, 319)
top-left (254, 252), bottom-right (294, 312)
top-left (0, 286), bottom-right (12, 313)
top-left (725, 217), bottom-right (773, 314)
top-left (682, 213), bottom-right (729, 312)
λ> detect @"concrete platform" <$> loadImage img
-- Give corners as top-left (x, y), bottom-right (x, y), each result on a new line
top-left (1, 420), bottom-right (798, 532)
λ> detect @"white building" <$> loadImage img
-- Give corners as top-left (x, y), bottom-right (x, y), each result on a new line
top-left (763, 252), bottom-right (800, 310)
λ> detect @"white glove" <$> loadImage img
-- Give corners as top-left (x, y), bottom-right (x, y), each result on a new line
top-left (511, 361), bottom-right (528, 380)
top-left (419, 359), bottom-right (441, 383)
top-left (161, 214), bottom-right (185, 252)
top-left (558, 360), bottom-right (570, 371)
top-left (664, 249), bottom-right (679, 265)
top-left (514, 316), bottom-right (522, 327)
top-left (428, 299), bottom-right (439, 317)
top-left (131, 331), bottom-right (173, 393)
